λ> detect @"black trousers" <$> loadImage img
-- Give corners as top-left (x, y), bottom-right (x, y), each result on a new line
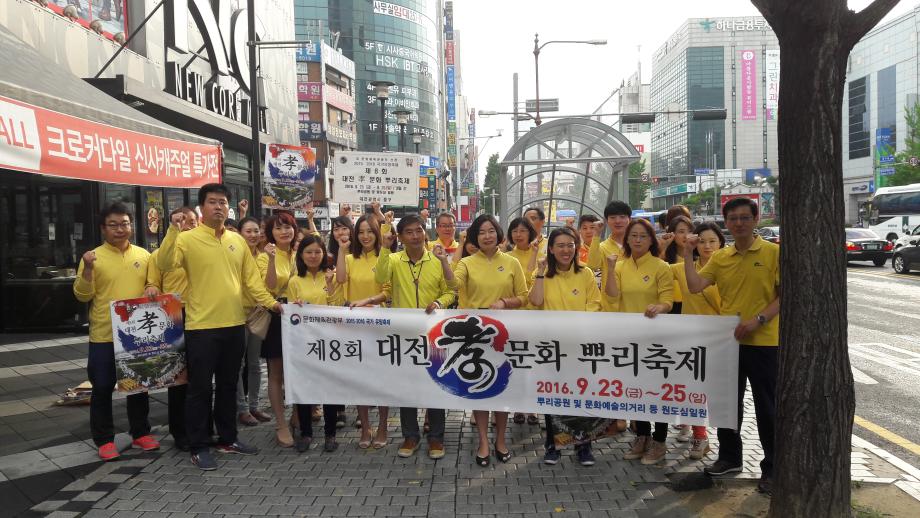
top-left (297, 404), bottom-right (342, 438)
top-left (87, 342), bottom-right (150, 446)
top-left (635, 421), bottom-right (668, 442)
top-left (716, 345), bottom-right (777, 477)
top-left (184, 326), bottom-right (245, 453)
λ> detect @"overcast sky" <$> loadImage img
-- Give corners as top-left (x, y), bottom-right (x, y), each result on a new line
top-left (452, 0), bottom-right (916, 185)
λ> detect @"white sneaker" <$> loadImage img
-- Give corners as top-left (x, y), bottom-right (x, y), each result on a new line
top-left (689, 437), bottom-right (710, 460)
top-left (676, 425), bottom-right (692, 443)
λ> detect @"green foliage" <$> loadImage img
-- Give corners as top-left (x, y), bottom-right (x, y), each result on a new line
top-left (482, 153), bottom-right (502, 215)
top-left (628, 159), bottom-right (650, 209)
top-left (890, 103), bottom-right (920, 186)
top-left (683, 187), bottom-right (717, 215)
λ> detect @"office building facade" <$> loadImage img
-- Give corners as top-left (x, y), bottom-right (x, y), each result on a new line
top-left (650, 16), bottom-right (779, 211)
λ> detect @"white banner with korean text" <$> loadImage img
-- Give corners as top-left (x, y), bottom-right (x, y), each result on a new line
top-left (332, 151), bottom-right (420, 206)
top-left (281, 307), bottom-right (740, 428)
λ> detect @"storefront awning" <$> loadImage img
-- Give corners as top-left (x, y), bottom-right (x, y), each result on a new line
top-left (0, 25), bottom-right (222, 188)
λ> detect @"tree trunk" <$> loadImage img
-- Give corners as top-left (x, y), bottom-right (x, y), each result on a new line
top-left (750, 1), bottom-right (899, 516)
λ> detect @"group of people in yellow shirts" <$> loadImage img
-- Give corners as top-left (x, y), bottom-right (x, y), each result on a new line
top-left (74, 183), bottom-right (779, 494)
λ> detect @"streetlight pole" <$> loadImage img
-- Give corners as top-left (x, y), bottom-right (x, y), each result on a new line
top-left (533, 34), bottom-right (607, 126)
top-left (371, 80), bottom-right (394, 151)
top-left (411, 131), bottom-right (423, 154)
top-left (394, 110), bottom-right (412, 152)
top-left (247, 0), bottom-right (262, 215)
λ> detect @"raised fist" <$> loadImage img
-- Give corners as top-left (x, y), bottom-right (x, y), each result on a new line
top-left (264, 243), bottom-right (276, 257)
top-left (82, 250), bottom-right (97, 269)
top-left (420, 208), bottom-right (430, 220)
top-left (432, 243), bottom-right (447, 260)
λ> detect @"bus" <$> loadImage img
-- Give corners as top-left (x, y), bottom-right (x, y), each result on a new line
top-left (631, 210), bottom-right (667, 232)
top-left (866, 183), bottom-right (920, 242)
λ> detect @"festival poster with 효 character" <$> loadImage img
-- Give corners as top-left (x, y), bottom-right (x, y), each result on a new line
top-left (110, 294), bottom-right (186, 394)
top-left (262, 144), bottom-right (318, 210)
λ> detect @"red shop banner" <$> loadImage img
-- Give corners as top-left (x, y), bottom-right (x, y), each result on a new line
top-left (0, 95), bottom-right (221, 188)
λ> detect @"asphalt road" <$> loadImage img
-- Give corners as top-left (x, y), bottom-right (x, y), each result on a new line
top-left (847, 259), bottom-right (920, 470)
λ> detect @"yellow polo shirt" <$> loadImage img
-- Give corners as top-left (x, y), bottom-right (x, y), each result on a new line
top-left (73, 242), bottom-right (149, 343)
top-left (698, 236), bottom-right (780, 346)
top-left (375, 248), bottom-right (456, 309)
top-left (455, 250), bottom-right (529, 309)
top-left (256, 247), bottom-right (295, 298)
top-left (670, 255), bottom-right (684, 304)
top-left (531, 267), bottom-right (601, 312)
top-left (509, 246), bottom-right (539, 280)
top-left (147, 248), bottom-right (188, 304)
top-left (242, 251), bottom-right (265, 311)
top-left (288, 272), bottom-right (344, 306)
top-left (157, 225), bottom-right (277, 331)
top-left (343, 252), bottom-right (391, 302)
top-left (613, 252), bottom-right (674, 314)
top-left (671, 260), bottom-right (721, 316)
top-left (586, 236), bottom-right (625, 311)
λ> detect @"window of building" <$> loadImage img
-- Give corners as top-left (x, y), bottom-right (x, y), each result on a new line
top-left (849, 76), bottom-right (870, 159)
top-left (877, 65), bottom-right (896, 149)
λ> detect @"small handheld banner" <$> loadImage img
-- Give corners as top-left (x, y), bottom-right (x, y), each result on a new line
top-left (282, 306), bottom-right (740, 428)
top-left (110, 294), bottom-right (186, 393)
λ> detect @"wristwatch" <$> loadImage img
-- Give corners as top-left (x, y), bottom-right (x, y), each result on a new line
top-left (756, 314), bottom-right (767, 325)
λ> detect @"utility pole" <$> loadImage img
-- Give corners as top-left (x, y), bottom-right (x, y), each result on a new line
top-left (247, 0), bottom-right (262, 215)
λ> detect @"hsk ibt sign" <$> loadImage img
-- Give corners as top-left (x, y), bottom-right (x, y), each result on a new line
top-left (332, 151), bottom-right (420, 206)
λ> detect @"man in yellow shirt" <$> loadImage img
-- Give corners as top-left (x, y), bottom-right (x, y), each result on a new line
top-left (577, 214), bottom-right (599, 265)
top-left (429, 212), bottom-right (460, 259)
top-left (73, 203), bottom-right (160, 461)
top-left (587, 200), bottom-right (632, 311)
top-left (376, 214), bottom-right (456, 460)
top-left (147, 207), bottom-right (200, 451)
top-left (524, 206), bottom-right (549, 258)
top-left (158, 184), bottom-right (281, 471)
top-left (683, 197), bottom-right (780, 495)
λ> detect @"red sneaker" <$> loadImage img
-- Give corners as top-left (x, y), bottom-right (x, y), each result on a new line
top-left (98, 442), bottom-right (120, 461)
top-left (131, 435), bottom-right (161, 451)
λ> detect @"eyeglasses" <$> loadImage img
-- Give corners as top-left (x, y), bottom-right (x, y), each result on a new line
top-left (726, 216), bottom-right (754, 223)
top-left (105, 222), bottom-right (132, 229)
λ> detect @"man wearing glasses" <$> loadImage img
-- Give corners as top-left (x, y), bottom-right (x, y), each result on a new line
top-left (74, 203), bottom-right (160, 461)
top-left (682, 196), bottom-right (780, 495)
top-left (429, 212), bottom-right (460, 259)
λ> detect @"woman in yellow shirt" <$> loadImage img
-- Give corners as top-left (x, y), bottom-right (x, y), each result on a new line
top-left (506, 217), bottom-right (541, 426)
top-left (507, 217), bottom-right (540, 280)
top-left (288, 234), bottom-right (345, 453)
top-left (455, 215), bottom-right (529, 467)
top-left (256, 212), bottom-right (298, 447)
top-left (335, 214), bottom-right (392, 449)
top-left (236, 217), bottom-right (273, 427)
top-left (604, 218), bottom-right (674, 466)
top-left (528, 227), bottom-right (605, 466)
top-left (670, 221), bottom-right (725, 460)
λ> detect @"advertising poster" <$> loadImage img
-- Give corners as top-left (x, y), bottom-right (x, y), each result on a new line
top-left (110, 294), bottom-right (185, 394)
top-left (263, 144), bottom-right (318, 211)
top-left (764, 49), bottom-right (780, 120)
top-left (740, 50), bottom-right (758, 121)
top-left (282, 307), bottom-right (740, 429)
top-left (48, 1), bottom-right (128, 40)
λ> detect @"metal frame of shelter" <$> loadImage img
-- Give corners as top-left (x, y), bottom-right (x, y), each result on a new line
top-left (499, 118), bottom-right (640, 228)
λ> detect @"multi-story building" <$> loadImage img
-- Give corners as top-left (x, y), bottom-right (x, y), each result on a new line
top-left (0, 0), bottom-right (297, 331)
top-left (294, 0), bottom-right (445, 159)
top-left (649, 16), bottom-right (779, 211)
top-left (842, 6), bottom-right (920, 225)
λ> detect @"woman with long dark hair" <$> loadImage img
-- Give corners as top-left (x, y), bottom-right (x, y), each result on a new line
top-left (604, 218), bottom-right (674, 466)
top-left (335, 214), bottom-right (391, 448)
top-left (236, 217), bottom-right (272, 427)
top-left (671, 221), bottom-right (725, 460)
top-left (256, 212), bottom-right (298, 447)
top-left (454, 214), bottom-right (529, 467)
top-left (288, 234), bottom-right (345, 452)
top-left (529, 227), bottom-right (604, 466)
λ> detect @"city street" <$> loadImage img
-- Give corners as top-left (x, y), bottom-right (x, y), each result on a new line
top-left (846, 262), bottom-right (920, 470)
top-left (0, 266), bottom-right (918, 516)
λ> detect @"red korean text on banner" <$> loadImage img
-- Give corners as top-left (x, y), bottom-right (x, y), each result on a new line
top-left (0, 95), bottom-right (222, 188)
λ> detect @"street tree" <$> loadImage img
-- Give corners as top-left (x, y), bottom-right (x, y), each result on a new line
top-left (482, 153), bottom-right (502, 216)
top-left (628, 159), bottom-right (650, 209)
top-left (890, 102), bottom-right (920, 186)
top-left (749, 0), bottom-right (900, 516)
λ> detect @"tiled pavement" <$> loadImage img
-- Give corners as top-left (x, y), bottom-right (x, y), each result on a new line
top-left (2, 334), bottom-right (920, 517)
